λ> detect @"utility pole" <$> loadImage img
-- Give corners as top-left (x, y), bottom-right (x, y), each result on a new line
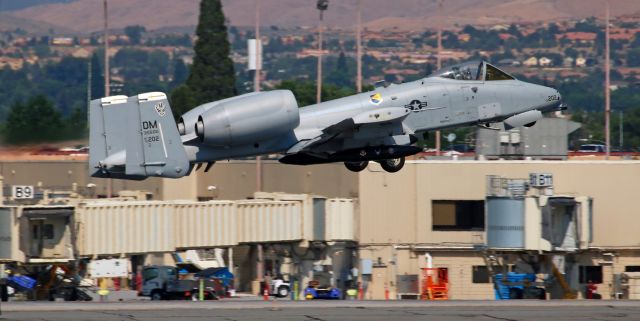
top-left (255, 0), bottom-right (262, 192)
top-left (104, 0), bottom-right (110, 98)
top-left (356, 0), bottom-right (362, 93)
top-left (435, 0), bottom-right (443, 156)
top-left (316, 0), bottom-right (329, 104)
top-left (104, 0), bottom-right (112, 198)
top-left (604, 0), bottom-right (611, 159)
top-left (619, 110), bottom-right (623, 150)
top-left (87, 59), bottom-right (91, 129)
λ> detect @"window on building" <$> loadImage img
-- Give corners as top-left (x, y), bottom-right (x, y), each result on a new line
top-left (432, 200), bottom-right (485, 231)
top-left (625, 266), bottom-right (640, 272)
top-left (472, 266), bottom-right (491, 283)
top-left (42, 224), bottom-right (54, 240)
top-left (579, 266), bottom-right (603, 284)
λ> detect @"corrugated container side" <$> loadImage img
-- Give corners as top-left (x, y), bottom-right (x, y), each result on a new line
top-left (253, 192), bottom-right (325, 242)
top-left (325, 199), bottom-right (355, 240)
top-left (237, 201), bottom-right (302, 243)
top-left (78, 202), bottom-right (174, 256)
top-left (174, 201), bottom-right (237, 248)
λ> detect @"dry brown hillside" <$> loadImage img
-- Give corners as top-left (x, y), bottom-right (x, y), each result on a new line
top-left (7, 0), bottom-right (640, 33)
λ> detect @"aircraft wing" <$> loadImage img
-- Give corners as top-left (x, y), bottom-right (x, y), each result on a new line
top-left (286, 107), bottom-right (411, 155)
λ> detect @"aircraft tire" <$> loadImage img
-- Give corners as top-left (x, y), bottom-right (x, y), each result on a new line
top-left (344, 161), bottom-right (368, 172)
top-left (379, 157), bottom-right (405, 173)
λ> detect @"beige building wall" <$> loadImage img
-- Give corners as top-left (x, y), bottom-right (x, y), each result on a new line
top-left (359, 245), bottom-right (495, 299)
top-left (196, 161), bottom-right (358, 200)
top-left (359, 160), bottom-right (640, 248)
top-left (0, 161), bottom-right (164, 199)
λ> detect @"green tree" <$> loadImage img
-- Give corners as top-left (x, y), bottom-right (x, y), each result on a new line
top-left (275, 80), bottom-right (355, 107)
top-left (170, 85), bottom-right (196, 118)
top-left (65, 105), bottom-right (87, 135)
top-left (627, 48), bottom-right (640, 67)
top-left (182, 0), bottom-right (236, 107)
top-left (5, 95), bottom-right (63, 143)
top-left (325, 51), bottom-right (353, 88)
top-left (124, 25), bottom-right (146, 45)
top-left (90, 53), bottom-right (104, 99)
top-left (171, 57), bottom-right (188, 88)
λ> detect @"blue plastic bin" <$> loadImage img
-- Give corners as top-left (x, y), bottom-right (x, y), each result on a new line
top-left (7, 275), bottom-right (37, 291)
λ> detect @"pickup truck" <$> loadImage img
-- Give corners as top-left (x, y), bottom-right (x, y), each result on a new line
top-left (139, 265), bottom-right (222, 300)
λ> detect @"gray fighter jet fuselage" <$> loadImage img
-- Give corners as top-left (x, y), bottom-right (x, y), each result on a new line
top-left (89, 61), bottom-right (564, 179)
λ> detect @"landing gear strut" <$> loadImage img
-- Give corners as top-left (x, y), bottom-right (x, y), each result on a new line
top-left (378, 157), bottom-right (405, 173)
top-left (344, 161), bottom-right (369, 172)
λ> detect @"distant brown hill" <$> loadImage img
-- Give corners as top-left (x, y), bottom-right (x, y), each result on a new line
top-left (6, 0), bottom-right (640, 34)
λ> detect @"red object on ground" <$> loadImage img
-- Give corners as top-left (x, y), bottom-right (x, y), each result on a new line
top-left (114, 278), bottom-right (120, 291)
top-left (586, 281), bottom-right (598, 299)
top-left (263, 287), bottom-right (269, 301)
top-left (358, 283), bottom-right (364, 300)
top-left (384, 283), bottom-right (390, 300)
top-left (136, 272), bottom-right (142, 293)
top-left (421, 268), bottom-right (449, 300)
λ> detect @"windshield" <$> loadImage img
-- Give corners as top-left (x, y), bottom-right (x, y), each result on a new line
top-left (431, 61), bottom-right (483, 80)
top-left (485, 63), bottom-right (515, 81)
top-left (430, 61), bottom-right (515, 81)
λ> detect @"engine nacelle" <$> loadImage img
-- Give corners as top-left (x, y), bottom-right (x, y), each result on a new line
top-left (503, 110), bottom-right (542, 130)
top-left (195, 90), bottom-right (299, 147)
top-left (178, 92), bottom-right (262, 136)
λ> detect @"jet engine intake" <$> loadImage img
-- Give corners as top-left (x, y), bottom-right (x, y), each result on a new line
top-left (195, 90), bottom-right (300, 147)
top-left (503, 110), bottom-right (543, 130)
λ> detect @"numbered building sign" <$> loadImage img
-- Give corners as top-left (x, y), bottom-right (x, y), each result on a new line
top-left (12, 185), bottom-right (34, 199)
top-left (529, 173), bottom-right (553, 187)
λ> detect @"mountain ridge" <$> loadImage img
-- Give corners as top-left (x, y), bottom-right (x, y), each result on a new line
top-left (5, 0), bottom-right (640, 34)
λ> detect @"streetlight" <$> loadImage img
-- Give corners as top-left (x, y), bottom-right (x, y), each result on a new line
top-left (316, 0), bottom-right (329, 104)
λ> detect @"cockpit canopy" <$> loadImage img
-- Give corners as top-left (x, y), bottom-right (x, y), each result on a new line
top-left (430, 61), bottom-right (515, 81)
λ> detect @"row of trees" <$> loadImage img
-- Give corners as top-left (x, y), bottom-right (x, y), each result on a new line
top-left (1, 0), bottom-right (639, 149)
top-left (4, 95), bottom-right (86, 143)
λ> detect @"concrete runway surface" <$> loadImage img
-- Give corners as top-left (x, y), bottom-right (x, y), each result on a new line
top-left (2, 300), bottom-right (640, 321)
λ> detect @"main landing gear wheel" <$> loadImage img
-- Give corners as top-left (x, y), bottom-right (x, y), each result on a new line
top-left (344, 161), bottom-right (369, 172)
top-left (379, 157), bottom-right (405, 173)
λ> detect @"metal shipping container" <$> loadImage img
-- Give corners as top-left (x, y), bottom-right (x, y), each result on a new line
top-left (173, 201), bottom-right (237, 248)
top-left (77, 201), bottom-right (175, 256)
top-left (237, 201), bottom-right (302, 243)
top-left (325, 199), bottom-right (355, 241)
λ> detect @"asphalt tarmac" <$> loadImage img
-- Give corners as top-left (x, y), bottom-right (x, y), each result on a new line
top-left (2, 300), bottom-right (640, 321)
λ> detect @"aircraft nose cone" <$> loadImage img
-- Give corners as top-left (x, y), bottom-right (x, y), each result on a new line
top-left (540, 86), bottom-right (562, 110)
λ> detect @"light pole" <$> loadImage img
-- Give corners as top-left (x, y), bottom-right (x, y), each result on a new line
top-left (619, 110), bottom-right (624, 150)
top-left (356, 0), bottom-right (362, 93)
top-left (254, 0), bottom-right (263, 192)
top-left (604, 0), bottom-right (611, 159)
top-left (435, 0), bottom-right (443, 156)
top-left (103, 0), bottom-right (112, 198)
top-left (316, 0), bottom-right (329, 104)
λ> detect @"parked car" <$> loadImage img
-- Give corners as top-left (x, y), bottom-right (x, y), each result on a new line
top-left (577, 144), bottom-right (605, 153)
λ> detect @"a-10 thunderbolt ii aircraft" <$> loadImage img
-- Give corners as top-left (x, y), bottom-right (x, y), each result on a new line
top-left (89, 61), bottom-right (564, 180)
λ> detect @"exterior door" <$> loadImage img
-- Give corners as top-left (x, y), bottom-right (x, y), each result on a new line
top-left (370, 266), bottom-right (388, 300)
top-left (29, 219), bottom-right (44, 257)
